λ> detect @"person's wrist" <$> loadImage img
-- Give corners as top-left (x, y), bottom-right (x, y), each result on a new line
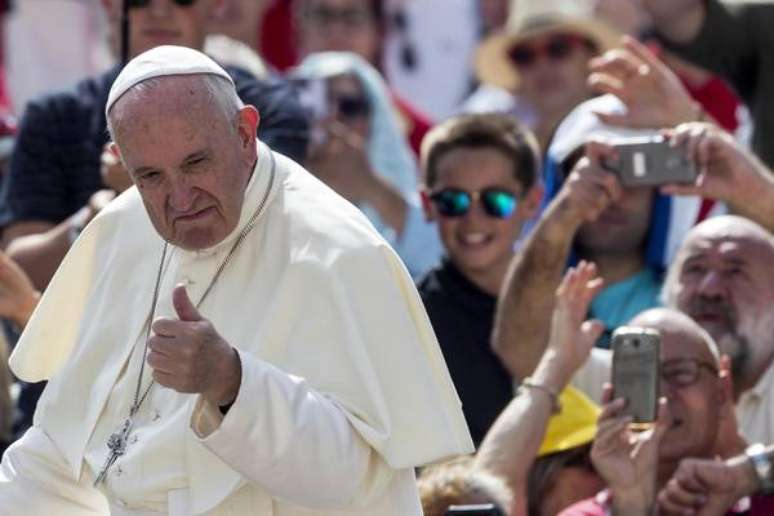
top-left (532, 351), bottom-right (572, 393)
top-left (545, 197), bottom-right (583, 238)
top-left (611, 491), bottom-right (655, 516)
top-left (206, 346), bottom-right (242, 407)
top-left (611, 479), bottom-right (657, 516)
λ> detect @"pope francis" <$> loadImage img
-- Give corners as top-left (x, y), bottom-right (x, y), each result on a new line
top-left (0, 46), bottom-right (473, 515)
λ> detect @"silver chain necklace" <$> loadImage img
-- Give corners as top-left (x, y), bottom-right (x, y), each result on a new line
top-left (94, 153), bottom-right (276, 486)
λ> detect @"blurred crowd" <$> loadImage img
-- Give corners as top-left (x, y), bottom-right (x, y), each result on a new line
top-left (2, 0), bottom-right (774, 514)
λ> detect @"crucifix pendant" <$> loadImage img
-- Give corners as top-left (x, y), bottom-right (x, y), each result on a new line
top-left (93, 417), bottom-right (133, 486)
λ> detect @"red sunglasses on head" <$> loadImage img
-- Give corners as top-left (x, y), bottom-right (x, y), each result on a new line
top-left (507, 33), bottom-right (595, 69)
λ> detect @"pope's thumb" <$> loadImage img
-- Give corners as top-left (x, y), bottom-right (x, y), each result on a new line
top-left (173, 284), bottom-right (202, 322)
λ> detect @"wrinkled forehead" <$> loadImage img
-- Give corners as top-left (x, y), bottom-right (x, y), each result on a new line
top-left (680, 229), bottom-right (774, 268)
top-left (110, 76), bottom-right (224, 139)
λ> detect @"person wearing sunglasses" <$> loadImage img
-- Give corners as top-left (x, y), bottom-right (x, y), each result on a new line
top-left (417, 113), bottom-right (542, 446)
top-left (0, 0), bottom-right (309, 439)
top-left (293, 51), bottom-right (444, 279)
top-left (470, 0), bottom-right (619, 150)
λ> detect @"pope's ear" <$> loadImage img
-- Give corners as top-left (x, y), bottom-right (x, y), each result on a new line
top-left (109, 142), bottom-right (122, 161)
top-left (237, 106), bottom-right (260, 149)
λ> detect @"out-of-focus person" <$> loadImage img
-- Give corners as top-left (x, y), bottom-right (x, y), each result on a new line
top-left (469, 0), bottom-right (620, 150)
top-left (417, 113), bottom-right (542, 444)
top-left (644, 0), bottom-right (774, 168)
top-left (292, 51), bottom-right (442, 277)
top-left (293, 0), bottom-right (433, 155)
top-left (492, 94), bottom-right (712, 386)
top-left (559, 308), bottom-right (766, 515)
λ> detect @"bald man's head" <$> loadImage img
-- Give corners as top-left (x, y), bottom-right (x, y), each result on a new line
top-left (625, 308), bottom-right (728, 464)
top-left (661, 216), bottom-right (774, 384)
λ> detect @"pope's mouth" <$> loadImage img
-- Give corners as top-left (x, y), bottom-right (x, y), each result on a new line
top-left (174, 206), bottom-right (215, 224)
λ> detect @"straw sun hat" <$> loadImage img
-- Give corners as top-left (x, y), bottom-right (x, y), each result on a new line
top-left (476, 0), bottom-right (621, 91)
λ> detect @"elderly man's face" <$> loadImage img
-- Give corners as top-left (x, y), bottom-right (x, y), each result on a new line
top-left (656, 324), bottom-right (725, 464)
top-left (112, 78), bottom-right (258, 250)
top-left (103, 0), bottom-right (217, 58)
top-left (669, 226), bottom-right (774, 378)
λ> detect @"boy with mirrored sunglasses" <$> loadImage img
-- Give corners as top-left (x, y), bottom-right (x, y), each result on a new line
top-left (416, 113), bottom-right (543, 446)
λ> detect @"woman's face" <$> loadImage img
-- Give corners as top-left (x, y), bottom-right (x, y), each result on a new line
top-left (325, 73), bottom-right (371, 138)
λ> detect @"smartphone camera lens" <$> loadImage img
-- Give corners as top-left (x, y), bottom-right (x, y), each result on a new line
top-left (633, 339), bottom-right (640, 348)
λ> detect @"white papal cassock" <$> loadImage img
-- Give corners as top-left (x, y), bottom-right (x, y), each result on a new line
top-left (0, 143), bottom-right (473, 515)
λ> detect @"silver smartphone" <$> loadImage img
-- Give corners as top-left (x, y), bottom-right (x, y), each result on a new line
top-left (607, 135), bottom-right (697, 187)
top-left (611, 327), bottom-right (661, 431)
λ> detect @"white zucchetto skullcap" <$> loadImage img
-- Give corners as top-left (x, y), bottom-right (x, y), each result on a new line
top-left (106, 45), bottom-right (235, 117)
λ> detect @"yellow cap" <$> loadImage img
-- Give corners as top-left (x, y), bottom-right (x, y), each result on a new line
top-left (538, 386), bottom-right (600, 457)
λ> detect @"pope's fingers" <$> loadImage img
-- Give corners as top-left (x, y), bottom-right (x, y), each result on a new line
top-left (151, 316), bottom-right (186, 337)
top-left (147, 347), bottom-right (176, 374)
top-left (173, 284), bottom-right (202, 322)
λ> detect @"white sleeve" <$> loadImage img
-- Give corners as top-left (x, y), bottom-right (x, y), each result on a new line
top-left (570, 348), bottom-right (612, 406)
top-left (190, 350), bottom-right (395, 510)
top-left (0, 426), bottom-right (109, 515)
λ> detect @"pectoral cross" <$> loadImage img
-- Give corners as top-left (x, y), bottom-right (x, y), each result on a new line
top-left (94, 417), bottom-right (134, 486)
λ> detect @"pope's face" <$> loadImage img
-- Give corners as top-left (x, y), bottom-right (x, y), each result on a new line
top-left (112, 78), bottom-right (258, 250)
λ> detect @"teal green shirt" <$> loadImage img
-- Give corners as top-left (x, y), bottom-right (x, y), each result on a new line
top-left (590, 268), bottom-right (662, 348)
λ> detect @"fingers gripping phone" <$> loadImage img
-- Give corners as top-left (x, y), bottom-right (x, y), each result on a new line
top-left (611, 327), bottom-right (660, 431)
top-left (606, 135), bottom-right (697, 187)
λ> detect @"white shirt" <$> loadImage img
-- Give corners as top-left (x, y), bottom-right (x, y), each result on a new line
top-left (737, 362), bottom-right (774, 445)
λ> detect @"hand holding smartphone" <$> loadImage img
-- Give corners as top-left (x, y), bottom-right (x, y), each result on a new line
top-left (611, 327), bottom-right (661, 431)
top-left (605, 136), bottom-right (697, 187)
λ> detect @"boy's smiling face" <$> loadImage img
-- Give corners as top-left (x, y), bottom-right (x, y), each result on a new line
top-left (425, 146), bottom-right (540, 292)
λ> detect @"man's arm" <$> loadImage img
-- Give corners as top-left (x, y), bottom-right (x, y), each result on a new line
top-left (492, 142), bottom-right (623, 379)
top-left (491, 201), bottom-right (578, 379)
top-left (192, 352), bottom-right (397, 509)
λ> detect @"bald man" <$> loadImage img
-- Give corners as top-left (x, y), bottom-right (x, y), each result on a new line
top-left (663, 215), bottom-right (774, 444)
top-left (562, 308), bottom-right (774, 515)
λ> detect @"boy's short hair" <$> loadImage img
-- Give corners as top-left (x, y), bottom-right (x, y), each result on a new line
top-left (420, 113), bottom-right (540, 190)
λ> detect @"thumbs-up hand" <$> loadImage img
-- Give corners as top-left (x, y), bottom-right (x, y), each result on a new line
top-left (148, 284), bottom-right (241, 406)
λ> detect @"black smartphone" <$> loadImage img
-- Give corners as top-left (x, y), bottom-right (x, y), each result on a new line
top-left (607, 135), bottom-right (697, 187)
top-left (445, 503), bottom-right (505, 515)
top-left (611, 327), bottom-right (661, 431)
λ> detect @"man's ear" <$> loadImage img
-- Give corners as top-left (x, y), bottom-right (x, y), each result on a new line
top-left (420, 188), bottom-right (434, 222)
top-left (237, 106), bottom-right (260, 150)
top-left (109, 142), bottom-right (122, 161)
